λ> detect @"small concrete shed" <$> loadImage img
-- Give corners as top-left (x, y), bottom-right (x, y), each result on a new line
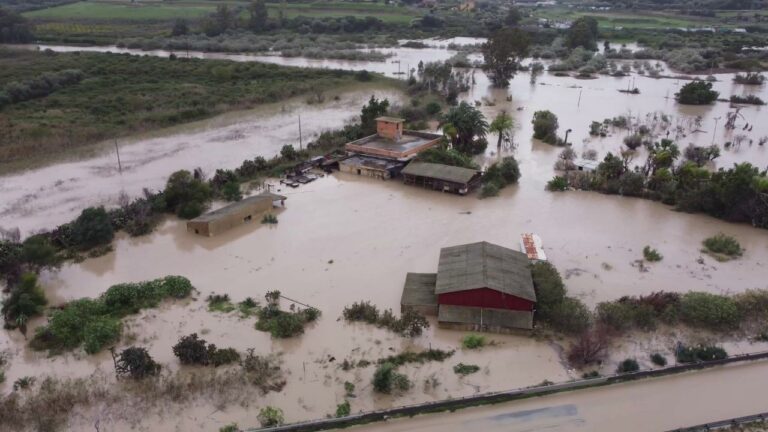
top-left (186, 192), bottom-right (286, 237)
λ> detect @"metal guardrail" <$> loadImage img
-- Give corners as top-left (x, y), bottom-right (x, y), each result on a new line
top-left (667, 412), bottom-right (768, 431)
top-left (246, 350), bottom-right (768, 432)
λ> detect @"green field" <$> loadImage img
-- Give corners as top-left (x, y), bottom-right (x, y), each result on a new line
top-left (531, 8), bottom-right (719, 30)
top-left (24, 0), bottom-right (417, 23)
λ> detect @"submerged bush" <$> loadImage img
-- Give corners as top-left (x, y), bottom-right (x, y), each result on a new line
top-left (702, 234), bottom-right (743, 259)
top-left (461, 334), bottom-right (486, 349)
top-left (30, 276), bottom-right (193, 354)
top-left (115, 346), bottom-right (161, 379)
top-left (546, 176), bottom-right (568, 191)
top-left (643, 246), bottom-right (663, 262)
top-left (676, 80), bottom-right (719, 105)
top-left (172, 333), bottom-right (240, 366)
top-left (675, 344), bottom-right (727, 363)
top-left (453, 363), bottom-right (480, 375)
top-left (335, 400), bottom-right (351, 418)
top-left (378, 349), bottom-right (454, 366)
top-left (372, 362), bottom-right (410, 394)
top-left (1, 273), bottom-right (47, 333)
top-left (257, 406), bottom-right (284, 427)
top-left (616, 358), bottom-right (639, 374)
top-left (341, 302), bottom-right (429, 337)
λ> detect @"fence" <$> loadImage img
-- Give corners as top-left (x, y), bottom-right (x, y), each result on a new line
top-left (667, 412), bottom-right (768, 431)
top-left (246, 350), bottom-right (768, 432)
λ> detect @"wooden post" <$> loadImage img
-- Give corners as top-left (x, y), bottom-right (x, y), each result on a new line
top-left (298, 114), bottom-right (303, 151)
top-left (114, 140), bottom-right (122, 174)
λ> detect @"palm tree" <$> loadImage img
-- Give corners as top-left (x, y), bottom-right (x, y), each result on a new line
top-left (441, 102), bottom-right (489, 155)
top-left (490, 111), bottom-right (515, 149)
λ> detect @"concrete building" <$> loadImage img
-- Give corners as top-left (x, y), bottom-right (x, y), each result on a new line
top-left (401, 162), bottom-right (482, 195)
top-left (345, 117), bottom-right (442, 162)
top-left (186, 192), bottom-right (286, 237)
top-left (339, 155), bottom-right (405, 180)
top-left (401, 242), bottom-right (537, 332)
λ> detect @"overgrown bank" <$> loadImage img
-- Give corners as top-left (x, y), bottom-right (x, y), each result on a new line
top-left (0, 47), bottom-right (387, 170)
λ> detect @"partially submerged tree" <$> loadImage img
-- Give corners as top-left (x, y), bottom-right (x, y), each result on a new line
top-left (566, 17), bottom-right (599, 51)
top-left (531, 110), bottom-right (559, 145)
top-left (482, 28), bottom-right (530, 87)
top-left (114, 346), bottom-right (161, 379)
top-left (1, 273), bottom-right (47, 334)
top-left (70, 206), bottom-right (114, 250)
top-left (442, 102), bottom-right (489, 155)
top-left (675, 80), bottom-right (719, 105)
top-left (489, 111), bottom-right (515, 149)
top-left (360, 96), bottom-right (389, 135)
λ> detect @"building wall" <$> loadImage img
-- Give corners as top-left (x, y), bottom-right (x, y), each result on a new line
top-left (438, 288), bottom-right (534, 311)
top-left (377, 120), bottom-right (402, 140)
top-left (339, 160), bottom-right (391, 180)
top-left (186, 198), bottom-right (274, 236)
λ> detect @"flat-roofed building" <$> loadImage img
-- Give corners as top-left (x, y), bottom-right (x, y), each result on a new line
top-left (401, 162), bottom-right (482, 195)
top-left (186, 192), bottom-right (286, 237)
top-left (344, 117), bottom-right (442, 162)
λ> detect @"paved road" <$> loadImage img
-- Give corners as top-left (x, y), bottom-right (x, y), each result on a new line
top-left (361, 362), bottom-right (768, 432)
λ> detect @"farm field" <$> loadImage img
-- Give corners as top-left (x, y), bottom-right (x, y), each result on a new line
top-left (531, 8), bottom-right (723, 29)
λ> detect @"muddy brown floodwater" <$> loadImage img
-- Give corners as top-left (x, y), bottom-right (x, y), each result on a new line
top-left (1, 42), bottom-right (768, 431)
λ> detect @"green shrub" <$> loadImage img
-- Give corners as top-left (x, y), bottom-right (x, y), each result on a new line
top-left (650, 353), bottom-right (667, 367)
top-left (1, 272), bottom-right (48, 332)
top-left (675, 344), bottom-right (727, 363)
top-left (172, 333), bottom-right (239, 366)
top-left (115, 346), bottom-right (161, 379)
top-left (425, 101), bottom-right (441, 116)
top-left (372, 362), bottom-right (410, 394)
top-left (261, 213), bottom-right (278, 224)
top-left (257, 406), bottom-right (284, 427)
top-left (702, 234), bottom-right (743, 259)
top-left (207, 293), bottom-right (235, 313)
top-left (532, 110), bottom-right (559, 142)
top-left (255, 293), bottom-right (320, 338)
top-left (344, 381), bottom-right (355, 397)
top-left (453, 363), bottom-right (480, 375)
top-left (70, 206), bottom-right (114, 250)
top-left (461, 334), bottom-right (486, 349)
top-left (548, 297), bottom-right (591, 334)
top-left (643, 246), bottom-right (663, 262)
top-left (480, 181), bottom-right (500, 198)
top-left (219, 424), bottom-right (239, 432)
top-left (734, 289), bottom-right (768, 319)
top-left (163, 170), bottom-right (212, 219)
top-left (210, 347), bottom-right (241, 366)
top-left (335, 400), bottom-right (351, 418)
top-left (679, 292), bottom-right (740, 329)
top-left (83, 316), bottom-right (122, 354)
top-left (530, 262), bottom-right (589, 333)
top-left (675, 80), bottom-right (719, 105)
top-left (342, 301), bottom-right (379, 323)
top-left (546, 176), bottom-right (568, 191)
top-left (341, 302), bottom-right (428, 337)
top-left (616, 358), bottom-right (639, 374)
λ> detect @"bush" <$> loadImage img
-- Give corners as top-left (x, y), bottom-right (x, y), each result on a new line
top-left (378, 349), bottom-right (454, 366)
top-left (702, 234), bottom-right (743, 259)
top-left (257, 406), bottom-right (284, 427)
top-left (679, 292), bottom-right (740, 329)
top-left (70, 207), bottom-right (114, 250)
top-left (483, 156), bottom-right (521, 196)
top-left (675, 80), bottom-right (719, 105)
top-left (643, 246), bottom-right (663, 262)
top-left (31, 276), bottom-right (192, 354)
top-left (219, 424), bottom-right (239, 432)
top-left (547, 297), bottom-right (591, 334)
top-left (335, 400), bottom-right (351, 418)
top-left (675, 344), bottom-right (727, 363)
top-left (650, 353), bottom-right (667, 367)
top-left (532, 110), bottom-right (559, 144)
top-left (425, 101), bottom-right (441, 116)
top-left (172, 333), bottom-right (239, 366)
top-left (115, 346), bottom-right (161, 379)
top-left (730, 95), bottom-right (765, 105)
top-left (453, 363), bottom-right (480, 375)
top-left (733, 72), bottom-right (765, 85)
top-left (261, 214), bottom-right (278, 224)
top-left (341, 302), bottom-right (428, 337)
top-left (616, 358), bottom-right (639, 374)
top-left (480, 181), bottom-right (500, 198)
top-left (342, 301), bottom-right (379, 323)
top-left (567, 327), bottom-right (609, 367)
top-left (163, 170), bottom-right (212, 219)
top-left (530, 262), bottom-right (566, 321)
top-left (623, 134), bottom-right (643, 150)
top-left (546, 176), bottom-right (568, 191)
top-left (461, 334), bottom-right (486, 349)
top-left (415, 147), bottom-right (478, 170)
top-left (255, 292), bottom-right (320, 338)
top-left (372, 362), bottom-right (410, 394)
top-left (1, 272), bottom-right (47, 332)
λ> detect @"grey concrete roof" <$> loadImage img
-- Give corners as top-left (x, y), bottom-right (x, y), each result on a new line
top-left (190, 192), bottom-right (286, 223)
top-left (401, 273), bottom-right (438, 307)
top-left (435, 242), bottom-right (536, 301)
top-left (438, 305), bottom-right (533, 330)
top-left (402, 162), bottom-right (479, 184)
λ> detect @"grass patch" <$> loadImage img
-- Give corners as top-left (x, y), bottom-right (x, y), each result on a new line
top-left (30, 276), bottom-right (193, 354)
top-left (453, 363), bottom-right (480, 376)
top-left (702, 233), bottom-right (743, 261)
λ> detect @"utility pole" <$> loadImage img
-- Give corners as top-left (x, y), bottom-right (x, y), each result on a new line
top-left (114, 140), bottom-right (122, 174)
top-left (298, 114), bottom-right (303, 151)
top-left (712, 116), bottom-right (721, 144)
top-left (577, 89), bottom-right (582, 107)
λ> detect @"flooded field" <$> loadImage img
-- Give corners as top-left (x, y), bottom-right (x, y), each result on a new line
top-left (1, 41), bottom-right (768, 431)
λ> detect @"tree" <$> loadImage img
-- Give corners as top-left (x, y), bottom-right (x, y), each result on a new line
top-left (360, 96), bottom-right (389, 135)
top-left (163, 170), bottom-right (212, 219)
top-left (531, 111), bottom-right (559, 144)
top-left (675, 80), bottom-right (719, 105)
top-left (566, 17), bottom-right (599, 50)
top-left (442, 102), bottom-right (489, 155)
top-left (489, 111), bottom-right (515, 149)
top-left (171, 19), bottom-right (188, 36)
top-left (71, 207), bottom-right (114, 249)
top-left (21, 235), bottom-right (57, 270)
top-left (1, 272), bottom-right (47, 334)
top-left (115, 346), bottom-right (161, 379)
top-left (482, 28), bottom-right (530, 87)
top-left (280, 144), bottom-right (299, 160)
top-left (505, 7), bottom-right (523, 26)
top-left (248, 0), bottom-right (269, 32)
top-left (0, 7), bottom-right (34, 43)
